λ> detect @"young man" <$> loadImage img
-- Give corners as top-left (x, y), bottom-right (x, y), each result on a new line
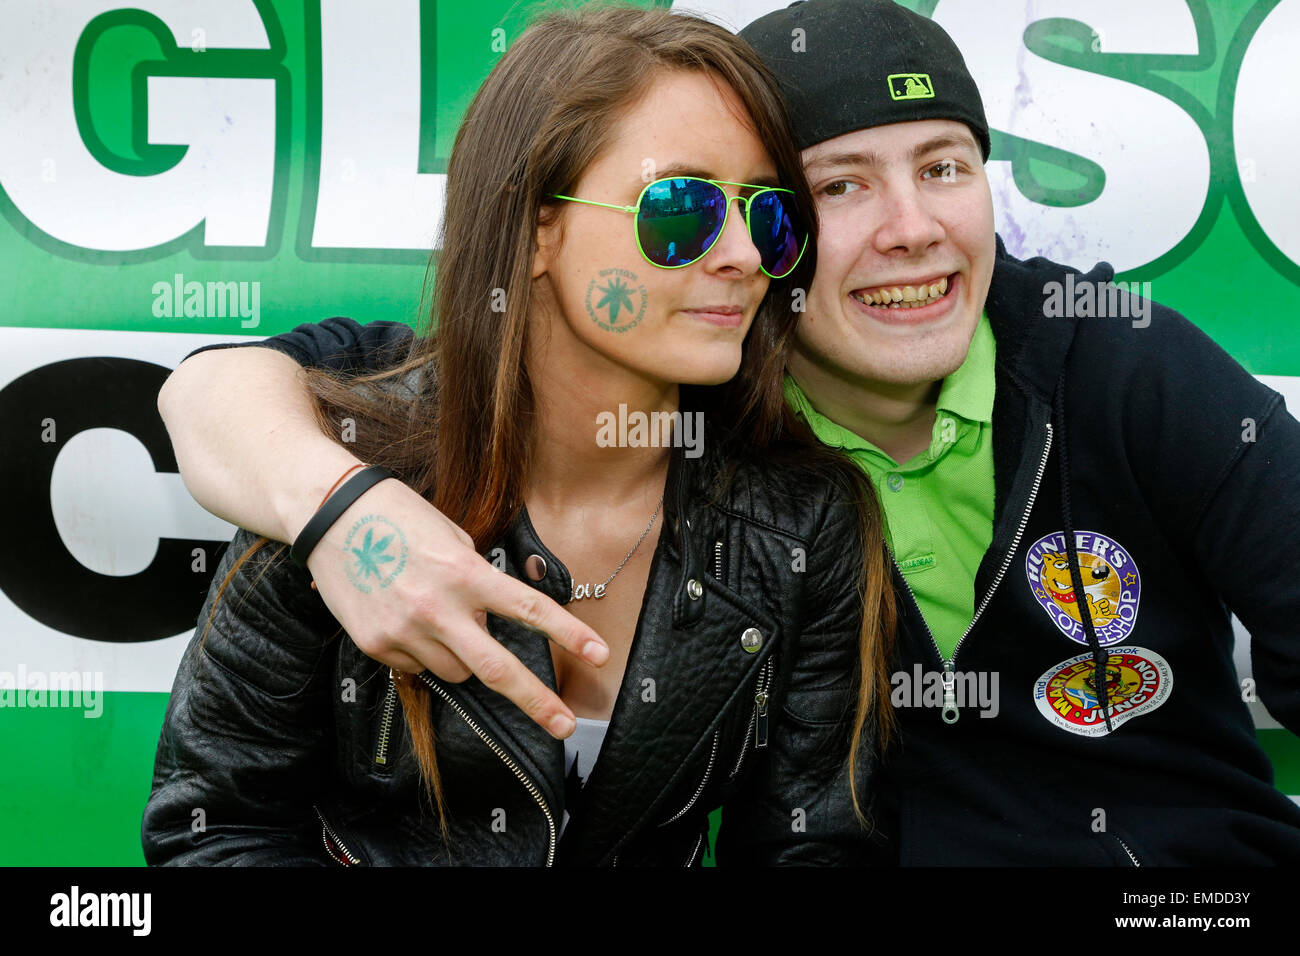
top-left (158, 0), bottom-right (1300, 863)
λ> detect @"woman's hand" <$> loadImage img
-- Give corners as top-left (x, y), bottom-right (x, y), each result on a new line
top-left (159, 344), bottom-right (605, 740)
top-left (305, 476), bottom-right (607, 739)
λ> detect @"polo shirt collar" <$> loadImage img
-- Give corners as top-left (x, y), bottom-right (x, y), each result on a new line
top-left (935, 309), bottom-right (995, 426)
top-left (784, 309), bottom-right (996, 455)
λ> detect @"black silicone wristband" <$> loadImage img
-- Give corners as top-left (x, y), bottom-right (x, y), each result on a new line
top-left (291, 465), bottom-right (395, 568)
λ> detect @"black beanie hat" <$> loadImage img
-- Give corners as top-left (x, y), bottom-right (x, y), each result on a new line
top-left (738, 0), bottom-right (991, 159)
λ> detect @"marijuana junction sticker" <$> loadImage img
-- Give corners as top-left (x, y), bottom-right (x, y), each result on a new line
top-left (1033, 646), bottom-right (1172, 737)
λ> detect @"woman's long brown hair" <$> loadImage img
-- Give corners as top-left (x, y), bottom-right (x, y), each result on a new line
top-left (202, 1), bottom-right (896, 836)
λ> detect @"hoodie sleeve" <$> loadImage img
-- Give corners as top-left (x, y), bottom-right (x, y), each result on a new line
top-left (1099, 302), bottom-right (1300, 735)
top-left (1190, 385), bottom-right (1300, 734)
top-left (181, 316), bottom-right (415, 374)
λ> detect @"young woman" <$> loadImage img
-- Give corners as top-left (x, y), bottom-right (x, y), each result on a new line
top-left (143, 3), bottom-right (895, 866)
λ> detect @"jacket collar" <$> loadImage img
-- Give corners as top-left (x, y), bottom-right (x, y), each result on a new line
top-left (496, 435), bottom-right (709, 629)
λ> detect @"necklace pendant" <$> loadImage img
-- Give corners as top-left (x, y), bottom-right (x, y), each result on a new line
top-left (563, 494), bottom-right (660, 605)
top-left (572, 581), bottom-right (607, 601)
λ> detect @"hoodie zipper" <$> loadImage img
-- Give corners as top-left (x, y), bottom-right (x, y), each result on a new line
top-left (315, 805), bottom-right (361, 866)
top-left (902, 421), bottom-right (1053, 724)
top-left (374, 669), bottom-right (398, 767)
top-left (416, 671), bottom-right (557, 867)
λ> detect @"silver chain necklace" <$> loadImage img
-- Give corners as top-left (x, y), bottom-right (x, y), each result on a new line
top-left (571, 495), bottom-right (665, 601)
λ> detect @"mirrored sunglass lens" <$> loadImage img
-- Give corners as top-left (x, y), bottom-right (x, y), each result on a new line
top-left (750, 191), bottom-right (802, 277)
top-left (637, 179), bottom-right (726, 267)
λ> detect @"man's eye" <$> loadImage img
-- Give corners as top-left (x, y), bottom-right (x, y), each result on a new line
top-left (923, 161), bottom-right (958, 180)
top-left (820, 180), bottom-right (860, 197)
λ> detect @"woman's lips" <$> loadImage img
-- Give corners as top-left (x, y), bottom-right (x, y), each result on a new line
top-left (683, 306), bottom-right (744, 328)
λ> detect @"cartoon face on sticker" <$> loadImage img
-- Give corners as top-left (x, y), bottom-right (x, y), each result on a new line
top-left (1024, 531), bottom-right (1140, 645)
top-left (1033, 647), bottom-right (1172, 737)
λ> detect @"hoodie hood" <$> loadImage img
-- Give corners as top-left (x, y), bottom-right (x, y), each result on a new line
top-left (985, 233), bottom-right (1116, 403)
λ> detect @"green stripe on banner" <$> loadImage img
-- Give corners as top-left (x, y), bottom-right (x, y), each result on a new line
top-left (0, 692), bottom-right (167, 866)
top-left (1260, 728), bottom-right (1300, 796)
top-left (0, 692), bottom-right (1295, 866)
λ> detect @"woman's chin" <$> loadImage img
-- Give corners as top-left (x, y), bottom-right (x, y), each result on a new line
top-left (649, 347), bottom-right (744, 387)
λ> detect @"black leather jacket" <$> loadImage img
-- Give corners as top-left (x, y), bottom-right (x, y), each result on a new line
top-left (142, 429), bottom-right (875, 866)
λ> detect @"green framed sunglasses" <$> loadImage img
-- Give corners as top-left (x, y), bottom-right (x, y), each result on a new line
top-left (551, 176), bottom-right (808, 279)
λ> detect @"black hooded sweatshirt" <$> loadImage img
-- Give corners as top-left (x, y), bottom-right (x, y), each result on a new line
top-left (185, 237), bottom-right (1300, 865)
top-left (871, 237), bottom-right (1300, 865)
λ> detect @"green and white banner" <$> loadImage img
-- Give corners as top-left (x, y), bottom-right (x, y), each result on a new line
top-left (1, 0), bottom-right (1296, 864)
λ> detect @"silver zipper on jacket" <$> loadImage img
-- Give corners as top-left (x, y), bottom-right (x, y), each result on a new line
top-left (754, 662), bottom-right (772, 748)
top-left (1113, 834), bottom-right (1141, 867)
top-left (684, 830), bottom-right (705, 867)
top-left (729, 657), bottom-right (775, 778)
top-left (315, 805), bottom-right (361, 866)
top-left (416, 671), bottom-right (557, 867)
top-left (660, 730), bottom-right (719, 826)
top-left (905, 421), bottom-right (1053, 724)
top-left (705, 537), bottom-right (775, 774)
top-left (374, 669), bottom-right (398, 766)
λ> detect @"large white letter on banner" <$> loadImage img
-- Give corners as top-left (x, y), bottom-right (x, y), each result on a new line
top-left (311, 0), bottom-right (446, 250)
top-left (0, 0), bottom-right (276, 251)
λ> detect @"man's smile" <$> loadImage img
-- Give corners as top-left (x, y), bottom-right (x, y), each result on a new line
top-left (851, 272), bottom-right (952, 307)
top-left (847, 272), bottom-right (961, 324)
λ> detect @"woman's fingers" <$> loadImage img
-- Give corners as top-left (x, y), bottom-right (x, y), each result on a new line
top-left (378, 648), bottom-right (426, 675)
top-left (439, 620), bottom-right (578, 739)
top-left (481, 567), bottom-right (609, 666)
top-left (304, 480), bottom-right (605, 738)
top-left (409, 641), bottom-right (472, 683)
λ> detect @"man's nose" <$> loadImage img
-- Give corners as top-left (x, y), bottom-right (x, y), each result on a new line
top-left (873, 182), bottom-right (945, 255)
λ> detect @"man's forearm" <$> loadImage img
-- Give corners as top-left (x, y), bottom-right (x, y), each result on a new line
top-left (158, 346), bottom-right (361, 543)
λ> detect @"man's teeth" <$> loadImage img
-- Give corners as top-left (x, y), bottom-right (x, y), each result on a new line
top-left (852, 276), bottom-right (949, 308)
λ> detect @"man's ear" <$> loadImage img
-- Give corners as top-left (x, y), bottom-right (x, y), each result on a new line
top-left (533, 204), bottom-right (562, 279)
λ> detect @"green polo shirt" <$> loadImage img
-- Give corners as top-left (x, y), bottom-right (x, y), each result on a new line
top-left (784, 311), bottom-right (997, 660)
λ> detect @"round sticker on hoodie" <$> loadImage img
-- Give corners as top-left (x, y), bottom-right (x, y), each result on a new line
top-left (1024, 531), bottom-right (1141, 645)
top-left (1033, 646), bottom-right (1172, 736)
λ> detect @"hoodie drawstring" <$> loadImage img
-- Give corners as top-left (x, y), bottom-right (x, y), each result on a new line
top-left (1053, 370), bottom-right (1115, 734)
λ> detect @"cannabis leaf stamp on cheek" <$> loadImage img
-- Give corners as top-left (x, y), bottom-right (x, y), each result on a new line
top-left (343, 515), bottom-right (408, 592)
top-left (586, 267), bottom-right (647, 332)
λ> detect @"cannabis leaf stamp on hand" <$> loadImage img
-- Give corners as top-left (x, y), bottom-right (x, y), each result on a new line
top-left (343, 515), bottom-right (409, 592)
